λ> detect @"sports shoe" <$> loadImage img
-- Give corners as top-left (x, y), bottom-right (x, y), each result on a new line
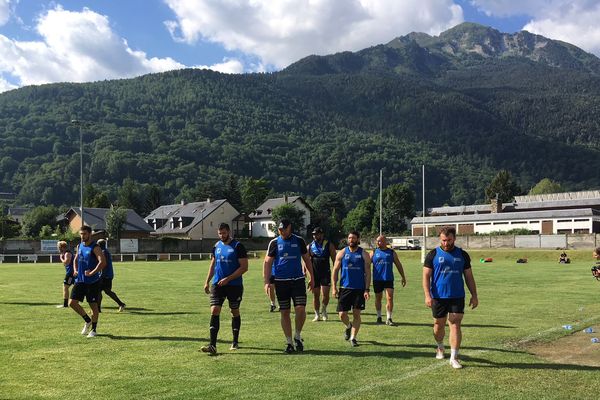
top-left (284, 343), bottom-right (295, 354)
top-left (56, 304), bottom-right (67, 308)
top-left (81, 321), bottom-right (92, 335)
top-left (312, 314), bottom-right (320, 322)
top-left (321, 311), bottom-right (328, 321)
top-left (294, 338), bottom-right (304, 352)
top-left (450, 358), bottom-right (463, 369)
top-left (435, 348), bottom-right (445, 360)
top-left (230, 342), bottom-right (239, 351)
top-left (350, 338), bottom-right (359, 347)
top-left (344, 326), bottom-right (352, 341)
top-left (270, 304), bottom-right (276, 312)
top-left (376, 317), bottom-right (383, 324)
top-left (201, 344), bottom-right (217, 355)
top-left (87, 330), bottom-right (97, 338)
top-left (386, 319), bottom-right (395, 326)
top-left (118, 304), bottom-right (126, 312)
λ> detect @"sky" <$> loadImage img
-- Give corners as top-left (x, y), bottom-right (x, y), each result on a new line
top-left (1, 0), bottom-right (600, 93)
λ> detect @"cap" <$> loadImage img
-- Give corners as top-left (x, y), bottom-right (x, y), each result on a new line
top-left (278, 219), bottom-right (291, 230)
top-left (312, 227), bottom-right (324, 234)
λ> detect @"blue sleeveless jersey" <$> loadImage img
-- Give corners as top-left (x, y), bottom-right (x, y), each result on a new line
top-left (213, 240), bottom-right (243, 286)
top-left (273, 235), bottom-right (304, 280)
top-left (77, 242), bottom-right (100, 284)
top-left (430, 246), bottom-right (468, 299)
top-left (102, 249), bottom-right (114, 279)
top-left (340, 247), bottom-right (366, 289)
top-left (372, 248), bottom-right (394, 281)
top-left (64, 250), bottom-right (74, 276)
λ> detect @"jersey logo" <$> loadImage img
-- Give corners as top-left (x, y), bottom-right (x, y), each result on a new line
top-left (438, 256), bottom-right (445, 263)
top-left (216, 248), bottom-right (221, 254)
top-left (291, 244), bottom-right (298, 248)
top-left (278, 244), bottom-right (284, 251)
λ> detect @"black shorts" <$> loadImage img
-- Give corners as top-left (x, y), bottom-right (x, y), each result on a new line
top-left (312, 266), bottom-right (331, 288)
top-left (209, 284), bottom-right (244, 309)
top-left (373, 280), bottom-right (394, 293)
top-left (432, 297), bottom-right (465, 318)
top-left (70, 281), bottom-right (101, 303)
top-left (336, 288), bottom-right (366, 312)
top-left (63, 273), bottom-right (75, 286)
top-left (101, 277), bottom-right (113, 292)
top-left (269, 276), bottom-right (275, 284)
top-left (274, 279), bottom-right (307, 310)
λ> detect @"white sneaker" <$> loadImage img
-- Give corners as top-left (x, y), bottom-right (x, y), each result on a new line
top-left (450, 358), bottom-right (463, 369)
top-left (435, 348), bottom-right (445, 360)
top-left (321, 311), bottom-right (328, 321)
top-left (118, 304), bottom-right (126, 312)
top-left (81, 322), bottom-right (92, 335)
top-left (312, 314), bottom-right (320, 322)
top-left (56, 305), bottom-right (66, 308)
top-left (87, 330), bottom-right (97, 338)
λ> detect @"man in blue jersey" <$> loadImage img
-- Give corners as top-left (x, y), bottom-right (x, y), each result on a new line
top-left (307, 227), bottom-right (336, 322)
top-left (201, 223), bottom-right (249, 355)
top-left (96, 239), bottom-right (126, 313)
top-left (263, 219), bottom-right (314, 354)
top-left (56, 241), bottom-right (75, 308)
top-left (371, 235), bottom-right (406, 326)
top-left (332, 231), bottom-right (371, 347)
top-left (69, 225), bottom-right (106, 338)
top-left (423, 226), bottom-right (478, 369)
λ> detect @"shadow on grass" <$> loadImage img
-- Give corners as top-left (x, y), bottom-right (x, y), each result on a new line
top-left (400, 343), bottom-right (526, 354)
top-left (126, 310), bottom-right (200, 315)
top-left (0, 301), bottom-right (58, 306)
top-left (463, 354), bottom-right (600, 371)
top-left (361, 321), bottom-right (516, 329)
top-left (102, 334), bottom-right (203, 342)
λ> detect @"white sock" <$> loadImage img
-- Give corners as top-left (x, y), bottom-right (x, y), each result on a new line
top-left (294, 331), bottom-right (302, 340)
top-left (376, 310), bottom-right (382, 318)
top-left (350, 334), bottom-right (356, 341)
top-left (286, 336), bottom-right (293, 345)
top-left (271, 301), bottom-right (275, 306)
top-left (450, 348), bottom-right (459, 360)
top-left (386, 311), bottom-right (392, 320)
top-left (321, 305), bottom-right (327, 314)
top-left (314, 311), bottom-right (320, 317)
top-left (437, 342), bottom-right (444, 350)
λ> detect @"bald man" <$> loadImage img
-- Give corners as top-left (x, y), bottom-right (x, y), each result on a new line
top-left (371, 235), bottom-right (406, 326)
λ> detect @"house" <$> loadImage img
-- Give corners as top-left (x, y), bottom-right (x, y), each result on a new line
top-left (64, 208), bottom-right (154, 238)
top-left (146, 199), bottom-right (240, 240)
top-left (7, 207), bottom-right (31, 224)
top-left (411, 190), bottom-right (600, 236)
top-left (249, 195), bottom-right (311, 237)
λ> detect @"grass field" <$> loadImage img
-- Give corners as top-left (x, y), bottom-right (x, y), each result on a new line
top-left (1, 249), bottom-right (600, 399)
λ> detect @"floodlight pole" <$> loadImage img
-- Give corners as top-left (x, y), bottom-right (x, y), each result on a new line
top-left (71, 120), bottom-right (84, 226)
top-left (421, 164), bottom-right (426, 264)
top-left (379, 168), bottom-right (383, 235)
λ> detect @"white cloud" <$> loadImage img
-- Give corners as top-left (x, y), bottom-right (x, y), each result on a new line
top-left (164, 0), bottom-right (464, 68)
top-left (0, 6), bottom-right (184, 90)
top-left (0, 75), bottom-right (17, 92)
top-left (0, 0), bottom-right (11, 26)
top-left (195, 58), bottom-right (245, 74)
top-left (471, 1), bottom-right (600, 55)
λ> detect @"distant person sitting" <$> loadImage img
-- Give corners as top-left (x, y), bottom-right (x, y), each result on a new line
top-left (558, 252), bottom-right (570, 264)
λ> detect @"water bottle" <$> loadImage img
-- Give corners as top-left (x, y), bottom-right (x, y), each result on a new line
top-left (562, 325), bottom-right (573, 330)
top-left (585, 327), bottom-right (594, 334)
top-left (591, 337), bottom-right (599, 343)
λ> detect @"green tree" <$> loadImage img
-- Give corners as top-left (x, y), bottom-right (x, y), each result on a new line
top-left (105, 205), bottom-right (128, 240)
top-left (528, 178), bottom-right (564, 195)
top-left (241, 177), bottom-right (270, 214)
top-left (117, 178), bottom-right (143, 214)
top-left (20, 205), bottom-right (59, 238)
top-left (485, 170), bottom-right (522, 203)
top-left (270, 203), bottom-right (306, 235)
top-left (343, 197), bottom-right (375, 235)
top-left (372, 184), bottom-right (415, 234)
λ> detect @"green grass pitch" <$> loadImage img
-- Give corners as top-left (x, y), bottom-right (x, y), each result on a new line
top-left (1, 249), bottom-right (600, 399)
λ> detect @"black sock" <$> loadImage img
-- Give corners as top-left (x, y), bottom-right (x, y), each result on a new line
top-left (63, 299), bottom-right (68, 307)
top-left (210, 315), bottom-right (220, 346)
top-left (232, 316), bottom-right (241, 343)
top-left (83, 315), bottom-right (91, 323)
top-left (92, 322), bottom-right (97, 331)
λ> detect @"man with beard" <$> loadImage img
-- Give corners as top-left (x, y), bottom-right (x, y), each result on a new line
top-left (307, 227), bottom-right (336, 321)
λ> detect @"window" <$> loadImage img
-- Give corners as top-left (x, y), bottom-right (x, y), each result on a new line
top-left (493, 222), bottom-right (509, 225)
top-left (557, 219), bottom-right (572, 223)
top-left (476, 223), bottom-right (491, 226)
top-left (574, 219), bottom-right (589, 222)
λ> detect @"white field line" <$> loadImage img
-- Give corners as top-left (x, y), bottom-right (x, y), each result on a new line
top-left (326, 317), bottom-right (600, 400)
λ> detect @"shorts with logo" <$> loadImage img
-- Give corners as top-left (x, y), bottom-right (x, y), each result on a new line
top-left (210, 284), bottom-right (244, 309)
top-left (336, 288), bottom-right (366, 312)
top-left (63, 273), bottom-right (75, 286)
top-left (70, 281), bottom-right (101, 303)
top-left (274, 278), bottom-right (307, 310)
top-left (431, 297), bottom-right (465, 318)
top-left (373, 280), bottom-right (394, 293)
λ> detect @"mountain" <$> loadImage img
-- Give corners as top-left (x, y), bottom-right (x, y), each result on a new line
top-left (0, 22), bottom-right (599, 214)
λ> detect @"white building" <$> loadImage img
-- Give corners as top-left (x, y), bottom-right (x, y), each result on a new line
top-left (145, 199), bottom-right (240, 240)
top-left (249, 195), bottom-right (311, 237)
top-left (411, 190), bottom-right (600, 236)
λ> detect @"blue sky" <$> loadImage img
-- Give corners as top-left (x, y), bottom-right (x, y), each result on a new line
top-left (1, 1), bottom-right (600, 92)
